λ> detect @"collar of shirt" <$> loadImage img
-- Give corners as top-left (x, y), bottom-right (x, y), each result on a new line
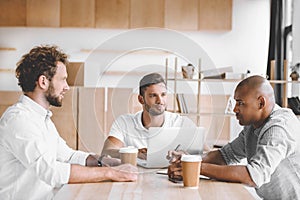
top-left (133, 111), bottom-right (167, 131)
top-left (20, 94), bottom-right (53, 120)
top-left (270, 104), bottom-right (280, 115)
top-left (252, 104), bottom-right (280, 136)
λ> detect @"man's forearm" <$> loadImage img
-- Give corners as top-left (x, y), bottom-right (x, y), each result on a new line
top-left (69, 163), bottom-right (138, 183)
top-left (69, 164), bottom-right (110, 183)
top-left (201, 163), bottom-right (256, 187)
top-left (101, 149), bottom-right (121, 158)
top-left (85, 155), bottom-right (99, 166)
top-left (202, 150), bottom-right (226, 165)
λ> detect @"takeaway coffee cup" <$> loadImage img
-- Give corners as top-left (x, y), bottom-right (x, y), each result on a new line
top-left (181, 155), bottom-right (202, 189)
top-left (119, 146), bottom-right (138, 166)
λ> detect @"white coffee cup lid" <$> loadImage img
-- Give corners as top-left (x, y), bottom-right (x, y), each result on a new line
top-left (181, 155), bottom-right (202, 162)
top-left (119, 146), bottom-right (138, 153)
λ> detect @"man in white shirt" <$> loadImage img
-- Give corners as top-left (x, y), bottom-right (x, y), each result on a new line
top-left (0, 45), bottom-right (137, 199)
top-left (101, 73), bottom-right (195, 160)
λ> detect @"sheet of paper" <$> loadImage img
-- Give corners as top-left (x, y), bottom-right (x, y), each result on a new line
top-left (156, 169), bottom-right (210, 180)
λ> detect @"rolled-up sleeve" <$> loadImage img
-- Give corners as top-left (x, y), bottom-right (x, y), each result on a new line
top-left (220, 129), bottom-right (246, 164)
top-left (246, 126), bottom-right (293, 187)
top-left (108, 115), bottom-right (126, 143)
top-left (56, 135), bottom-right (90, 166)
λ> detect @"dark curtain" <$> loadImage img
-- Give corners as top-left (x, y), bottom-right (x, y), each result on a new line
top-left (266, 0), bottom-right (283, 106)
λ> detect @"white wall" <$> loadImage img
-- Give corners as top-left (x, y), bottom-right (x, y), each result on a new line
top-left (293, 0), bottom-right (300, 65)
top-left (0, 0), bottom-right (270, 95)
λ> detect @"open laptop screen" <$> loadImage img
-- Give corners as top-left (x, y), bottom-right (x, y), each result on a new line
top-left (138, 127), bottom-right (205, 168)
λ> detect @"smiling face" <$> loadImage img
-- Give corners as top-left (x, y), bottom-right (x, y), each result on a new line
top-left (45, 61), bottom-right (69, 107)
top-left (139, 82), bottom-right (167, 116)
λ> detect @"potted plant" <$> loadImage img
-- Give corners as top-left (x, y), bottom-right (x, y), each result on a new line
top-left (290, 63), bottom-right (300, 81)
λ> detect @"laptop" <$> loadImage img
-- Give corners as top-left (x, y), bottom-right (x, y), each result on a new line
top-left (137, 127), bottom-right (206, 169)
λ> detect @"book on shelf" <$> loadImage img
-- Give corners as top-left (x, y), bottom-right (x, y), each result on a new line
top-left (176, 94), bottom-right (188, 113)
top-left (202, 66), bottom-right (233, 78)
top-left (203, 72), bottom-right (245, 80)
top-left (201, 66), bottom-right (244, 80)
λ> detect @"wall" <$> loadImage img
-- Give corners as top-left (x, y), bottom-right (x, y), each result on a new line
top-left (0, 0), bottom-right (270, 95)
top-left (293, 0), bottom-right (300, 65)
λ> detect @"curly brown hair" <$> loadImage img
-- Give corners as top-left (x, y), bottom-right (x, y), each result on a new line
top-left (15, 45), bottom-right (69, 92)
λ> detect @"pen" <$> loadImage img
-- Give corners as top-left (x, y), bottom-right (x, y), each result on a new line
top-left (174, 144), bottom-right (181, 151)
top-left (168, 144), bottom-right (181, 162)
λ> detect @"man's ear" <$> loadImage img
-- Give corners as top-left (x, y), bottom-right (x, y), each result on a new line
top-left (258, 96), bottom-right (266, 109)
top-left (138, 95), bottom-right (145, 104)
top-left (37, 75), bottom-right (49, 90)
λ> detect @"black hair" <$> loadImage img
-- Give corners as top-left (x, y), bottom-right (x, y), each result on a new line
top-left (139, 73), bottom-right (166, 96)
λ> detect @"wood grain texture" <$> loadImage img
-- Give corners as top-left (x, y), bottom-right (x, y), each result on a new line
top-left (198, 0), bottom-right (232, 30)
top-left (130, 0), bottom-right (165, 28)
top-left (67, 62), bottom-right (84, 86)
top-left (96, 0), bottom-right (130, 28)
top-left (0, 0), bottom-right (26, 26)
top-left (61, 0), bottom-right (95, 27)
top-left (54, 171), bottom-right (255, 199)
top-left (165, 0), bottom-right (198, 30)
top-left (78, 88), bottom-right (105, 153)
top-left (106, 88), bottom-right (133, 132)
top-left (26, 0), bottom-right (60, 27)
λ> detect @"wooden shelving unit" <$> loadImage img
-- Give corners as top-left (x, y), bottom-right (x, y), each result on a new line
top-left (165, 58), bottom-right (300, 145)
top-left (165, 57), bottom-right (207, 126)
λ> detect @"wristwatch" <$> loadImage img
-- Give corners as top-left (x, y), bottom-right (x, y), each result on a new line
top-left (97, 155), bottom-right (107, 167)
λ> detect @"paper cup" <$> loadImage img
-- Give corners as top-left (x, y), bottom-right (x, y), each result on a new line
top-left (119, 146), bottom-right (138, 166)
top-left (181, 155), bottom-right (202, 189)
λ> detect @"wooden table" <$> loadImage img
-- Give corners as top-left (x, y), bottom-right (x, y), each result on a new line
top-left (54, 168), bottom-right (255, 200)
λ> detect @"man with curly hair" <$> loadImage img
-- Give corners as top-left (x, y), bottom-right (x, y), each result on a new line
top-left (0, 45), bottom-right (137, 199)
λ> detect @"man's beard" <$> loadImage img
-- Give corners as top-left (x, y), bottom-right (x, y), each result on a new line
top-left (45, 84), bottom-right (62, 107)
top-left (145, 103), bottom-right (166, 116)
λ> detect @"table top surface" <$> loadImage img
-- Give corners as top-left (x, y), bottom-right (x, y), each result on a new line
top-left (54, 168), bottom-right (256, 200)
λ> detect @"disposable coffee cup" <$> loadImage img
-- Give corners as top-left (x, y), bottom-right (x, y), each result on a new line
top-left (119, 146), bottom-right (138, 166)
top-left (181, 155), bottom-right (202, 189)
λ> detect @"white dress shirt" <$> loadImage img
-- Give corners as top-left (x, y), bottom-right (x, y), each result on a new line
top-left (0, 95), bottom-right (90, 200)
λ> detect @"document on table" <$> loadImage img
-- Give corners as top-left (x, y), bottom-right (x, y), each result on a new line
top-left (156, 169), bottom-right (210, 180)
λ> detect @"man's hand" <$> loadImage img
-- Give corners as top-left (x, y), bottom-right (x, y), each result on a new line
top-left (166, 150), bottom-right (187, 182)
top-left (168, 161), bottom-right (183, 181)
top-left (101, 156), bottom-right (121, 167)
top-left (166, 150), bottom-right (187, 163)
top-left (138, 148), bottom-right (147, 160)
top-left (109, 164), bottom-right (138, 182)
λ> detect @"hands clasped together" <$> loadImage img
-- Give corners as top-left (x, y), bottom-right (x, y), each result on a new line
top-left (166, 150), bottom-right (188, 181)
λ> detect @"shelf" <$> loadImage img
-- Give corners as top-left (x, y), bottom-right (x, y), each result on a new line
top-left (0, 47), bottom-right (16, 51)
top-left (0, 68), bottom-right (14, 73)
top-left (268, 80), bottom-right (300, 84)
top-left (179, 113), bottom-right (235, 117)
top-left (167, 78), bottom-right (241, 82)
top-left (168, 78), bottom-right (300, 83)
